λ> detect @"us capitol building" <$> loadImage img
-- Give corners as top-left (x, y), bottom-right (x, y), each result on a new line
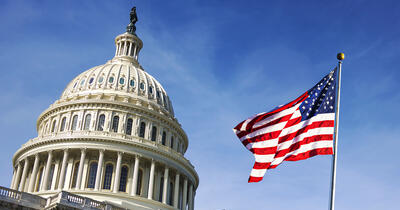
top-left (0, 7), bottom-right (198, 210)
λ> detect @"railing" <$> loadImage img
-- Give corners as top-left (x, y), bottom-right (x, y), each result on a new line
top-left (0, 186), bottom-right (46, 209)
top-left (0, 186), bottom-right (21, 200)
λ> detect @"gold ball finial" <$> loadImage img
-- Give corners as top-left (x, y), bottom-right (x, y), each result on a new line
top-left (337, 52), bottom-right (345, 61)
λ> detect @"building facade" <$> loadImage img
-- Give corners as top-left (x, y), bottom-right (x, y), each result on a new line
top-left (5, 7), bottom-right (198, 210)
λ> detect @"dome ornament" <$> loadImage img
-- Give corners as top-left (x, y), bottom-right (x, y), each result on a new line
top-left (127, 7), bottom-right (138, 35)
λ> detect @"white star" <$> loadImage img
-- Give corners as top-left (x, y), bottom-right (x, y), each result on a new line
top-left (324, 106), bottom-right (327, 109)
top-left (327, 101), bottom-right (329, 104)
top-left (330, 106), bottom-right (334, 109)
top-left (305, 101), bottom-right (308, 104)
top-left (302, 106), bottom-right (305, 109)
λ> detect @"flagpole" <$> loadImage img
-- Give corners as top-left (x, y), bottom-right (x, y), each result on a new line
top-left (329, 53), bottom-right (344, 210)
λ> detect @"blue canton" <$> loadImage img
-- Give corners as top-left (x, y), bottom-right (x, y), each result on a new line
top-left (300, 69), bottom-right (337, 121)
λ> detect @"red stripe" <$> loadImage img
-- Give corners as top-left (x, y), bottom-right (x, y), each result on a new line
top-left (266, 148), bottom-right (333, 170)
top-left (241, 130), bottom-right (281, 146)
top-left (274, 134), bottom-right (333, 158)
top-left (284, 116), bottom-right (301, 128)
top-left (248, 176), bottom-right (263, 183)
top-left (278, 120), bottom-right (334, 144)
top-left (284, 147), bottom-right (333, 161)
top-left (236, 114), bottom-right (292, 138)
top-left (252, 162), bottom-right (272, 169)
top-left (250, 147), bottom-right (277, 155)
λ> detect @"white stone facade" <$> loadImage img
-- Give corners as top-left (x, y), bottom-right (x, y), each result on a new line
top-left (9, 22), bottom-right (198, 210)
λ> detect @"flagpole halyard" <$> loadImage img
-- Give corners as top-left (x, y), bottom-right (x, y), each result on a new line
top-left (329, 53), bottom-right (344, 210)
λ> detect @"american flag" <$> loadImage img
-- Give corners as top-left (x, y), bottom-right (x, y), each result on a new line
top-left (233, 68), bottom-right (337, 182)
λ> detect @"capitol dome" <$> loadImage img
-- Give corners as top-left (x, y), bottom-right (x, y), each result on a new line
top-left (8, 7), bottom-right (198, 210)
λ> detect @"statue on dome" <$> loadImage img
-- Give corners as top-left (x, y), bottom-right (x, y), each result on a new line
top-left (127, 7), bottom-right (138, 34)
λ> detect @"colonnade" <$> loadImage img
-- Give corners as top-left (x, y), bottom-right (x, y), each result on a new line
top-left (11, 149), bottom-right (196, 210)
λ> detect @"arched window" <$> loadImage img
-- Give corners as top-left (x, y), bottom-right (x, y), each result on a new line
top-left (51, 120), bottom-right (57, 133)
top-left (84, 114), bottom-right (91, 130)
top-left (36, 167), bottom-right (44, 192)
top-left (71, 161), bottom-right (80, 188)
top-left (162, 132), bottom-right (166, 145)
top-left (170, 136), bottom-right (174, 149)
top-left (71, 115), bottom-right (78, 131)
top-left (168, 181), bottom-right (174, 205)
top-left (103, 164), bottom-right (113, 190)
top-left (151, 126), bottom-right (157, 142)
top-left (137, 169), bottom-right (143, 196)
top-left (87, 162), bottom-right (98, 188)
top-left (126, 118), bottom-right (133, 135)
top-left (97, 114), bottom-right (105, 131)
top-left (139, 122), bottom-right (146, 138)
top-left (119, 166), bottom-right (129, 192)
top-left (47, 164), bottom-right (55, 190)
top-left (112, 116), bottom-right (119, 133)
top-left (158, 176), bottom-right (164, 202)
top-left (60, 117), bottom-right (66, 132)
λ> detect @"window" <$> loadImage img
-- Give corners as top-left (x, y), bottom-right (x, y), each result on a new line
top-left (139, 122), bottom-right (146, 138)
top-left (103, 164), bottom-right (113, 190)
top-left (126, 118), bottom-right (133, 135)
top-left (140, 82), bottom-right (145, 90)
top-left (60, 117), bottom-right (66, 132)
top-left (162, 132), bottom-right (166, 145)
top-left (178, 184), bottom-right (183, 209)
top-left (51, 120), bottom-right (57, 133)
top-left (98, 76), bottom-right (104, 83)
top-left (137, 169), bottom-right (143, 196)
top-left (119, 78), bottom-right (125, 85)
top-left (151, 126), bottom-right (157, 142)
top-left (119, 166), bottom-right (128, 192)
top-left (149, 86), bottom-right (153, 94)
top-left (168, 181), bottom-right (174, 205)
top-left (89, 77), bottom-right (94, 84)
top-left (112, 116), bottom-right (119, 132)
top-left (47, 164), bottom-right (55, 190)
top-left (108, 76), bottom-right (114, 83)
top-left (71, 161), bottom-right (80, 188)
top-left (97, 114), bottom-right (105, 131)
top-left (158, 176), bottom-right (164, 202)
top-left (87, 162), bottom-right (98, 188)
top-left (84, 114), bottom-right (91, 130)
top-left (36, 167), bottom-right (44, 192)
top-left (130, 79), bottom-right (135, 87)
top-left (80, 79), bottom-right (85, 86)
top-left (170, 136), bottom-right (174, 149)
top-left (71, 115), bottom-right (78, 131)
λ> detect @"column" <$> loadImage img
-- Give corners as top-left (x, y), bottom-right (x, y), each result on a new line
top-left (10, 169), bottom-right (16, 189)
top-left (188, 184), bottom-right (193, 210)
top-left (113, 152), bottom-right (123, 193)
top-left (162, 167), bottom-right (169, 204)
top-left (147, 159), bottom-right (155, 199)
top-left (42, 151), bottom-right (53, 191)
top-left (76, 149), bottom-right (86, 189)
top-left (123, 41), bottom-right (127, 55)
top-left (13, 163), bottom-right (22, 190)
top-left (182, 178), bottom-right (188, 210)
top-left (58, 149), bottom-right (69, 189)
top-left (80, 158), bottom-right (89, 190)
top-left (173, 173), bottom-right (180, 208)
top-left (94, 149), bottom-right (104, 190)
top-left (128, 42), bottom-right (133, 56)
top-left (130, 155), bottom-right (140, 196)
top-left (28, 154), bottom-right (40, 193)
top-left (51, 160), bottom-right (60, 190)
top-left (63, 158), bottom-right (74, 190)
top-left (18, 158), bottom-right (30, 191)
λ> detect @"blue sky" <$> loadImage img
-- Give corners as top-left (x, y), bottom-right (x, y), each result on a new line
top-left (1, 0), bottom-right (399, 209)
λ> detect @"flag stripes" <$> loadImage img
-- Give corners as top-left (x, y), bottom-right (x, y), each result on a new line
top-left (233, 69), bottom-right (337, 183)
